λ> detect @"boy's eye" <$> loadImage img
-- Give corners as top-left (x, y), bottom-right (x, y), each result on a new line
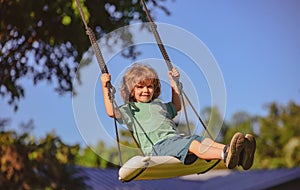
top-left (135, 84), bottom-right (154, 89)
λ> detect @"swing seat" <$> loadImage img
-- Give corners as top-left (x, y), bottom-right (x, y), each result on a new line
top-left (119, 155), bottom-right (220, 182)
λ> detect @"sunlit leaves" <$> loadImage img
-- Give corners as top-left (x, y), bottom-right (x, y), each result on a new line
top-left (256, 101), bottom-right (300, 168)
top-left (62, 15), bottom-right (72, 26)
top-left (71, 0), bottom-right (90, 24)
top-left (0, 0), bottom-right (171, 111)
top-left (0, 129), bottom-right (85, 189)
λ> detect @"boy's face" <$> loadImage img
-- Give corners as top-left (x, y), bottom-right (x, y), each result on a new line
top-left (133, 82), bottom-right (154, 103)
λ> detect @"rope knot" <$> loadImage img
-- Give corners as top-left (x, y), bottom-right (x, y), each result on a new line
top-left (85, 27), bottom-right (93, 36)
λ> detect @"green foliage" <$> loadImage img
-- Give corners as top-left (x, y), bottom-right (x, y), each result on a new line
top-left (201, 106), bottom-right (227, 141)
top-left (256, 101), bottom-right (300, 168)
top-left (118, 129), bottom-right (142, 162)
top-left (0, 0), bottom-right (171, 111)
top-left (201, 101), bottom-right (300, 169)
top-left (223, 111), bottom-right (255, 144)
top-left (75, 146), bottom-right (100, 168)
top-left (75, 141), bottom-right (119, 169)
top-left (0, 126), bottom-right (87, 190)
top-left (75, 129), bottom-right (141, 168)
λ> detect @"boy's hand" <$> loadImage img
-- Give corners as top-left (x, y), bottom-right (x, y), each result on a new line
top-left (101, 73), bottom-right (111, 87)
top-left (168, 67), bottom-right (180, 86)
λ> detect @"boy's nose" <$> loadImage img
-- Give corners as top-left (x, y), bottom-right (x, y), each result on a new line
top-left (142, 87), bottom-right (149, 92)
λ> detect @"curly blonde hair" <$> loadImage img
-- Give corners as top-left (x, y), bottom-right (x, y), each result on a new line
top-left (120, 63), bottom-right (161, 102)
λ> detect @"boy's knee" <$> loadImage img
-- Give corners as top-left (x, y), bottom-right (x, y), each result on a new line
top-left (202, 137), bottom-right (213, 144)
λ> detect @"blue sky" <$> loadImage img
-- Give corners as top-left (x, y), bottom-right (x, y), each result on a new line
top-left (1, 0), bottom-right (299, 147)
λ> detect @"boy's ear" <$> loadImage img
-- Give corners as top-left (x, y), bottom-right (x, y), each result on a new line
top-left (129, 90), bottom-right (136, 101)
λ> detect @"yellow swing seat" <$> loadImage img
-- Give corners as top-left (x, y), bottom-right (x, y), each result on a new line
top-left (119, 155), bottom-right (220, 182)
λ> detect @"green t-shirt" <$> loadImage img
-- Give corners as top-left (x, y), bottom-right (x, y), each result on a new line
top-left (118, 99), bottom-right (178, 155)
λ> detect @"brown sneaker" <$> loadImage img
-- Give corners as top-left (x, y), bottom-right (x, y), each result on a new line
top-left (224, 132), bottom-right (245, 169)
top-left (239, 134), bottom-right (256, 170)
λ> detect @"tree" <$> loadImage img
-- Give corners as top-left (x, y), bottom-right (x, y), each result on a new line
top-left (0, 127), bottom-right (87, 189)
top-left (223, 111), bottom-right (255, 144)
top-left (202, 106), bottom-right (228, 142)
top-left (257, 101), bottom-right (300, 168)
top-left (0, 0), bottom-right (172, 110)
top-left (74, 131), bottom-right (142, 169)
top-left (75, 141), bottom-right (119, 169)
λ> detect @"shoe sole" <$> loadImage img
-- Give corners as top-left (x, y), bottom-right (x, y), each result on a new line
top-left (226, 132), bottom-right (245, 169)
top-left (242, 134), bottom-right (256, 170)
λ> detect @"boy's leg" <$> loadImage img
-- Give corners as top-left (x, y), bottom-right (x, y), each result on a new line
top-left (239, 134), bottom-right (256, 170)
top-left (189, 139), bottom-right (224, 160)
top-left (188, 132), bottom-right (246, 169)
top-left (200, 138), bottom-right (226, 152)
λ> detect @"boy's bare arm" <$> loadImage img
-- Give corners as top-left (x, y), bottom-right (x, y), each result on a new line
top-left (171, 88), bottom-right (181, 112)
top-left (100, 74), bottom-right (121, 118)
top-left (169, 68), bottom-right (182, 112)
